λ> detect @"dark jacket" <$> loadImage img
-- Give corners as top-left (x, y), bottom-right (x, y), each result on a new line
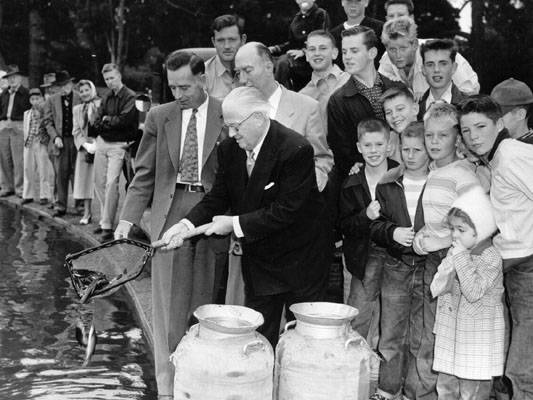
top-left (0, 86), bottom-right (30, 121)
top-left (186, 120), bottom-right (326, 296)
top-left (417, 83), bottom-right (469, 120)
top-left (370, 165), bottom-right (426, 264)
top-left (339, 158), bottom-right (398, 279)
top-left (94, 85), bottom-right (138, 142)
top-left (327, 74), bottom-right (402, 180)
top-left (330, 17), bottom-right (384, 70)
top-left (273, 4), bottom-right (330, 54)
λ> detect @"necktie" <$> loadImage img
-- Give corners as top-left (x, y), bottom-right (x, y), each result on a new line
top-left (246, 150), bottom-right (255, 177)
top-left (180, 108), bottom-right (199, 183)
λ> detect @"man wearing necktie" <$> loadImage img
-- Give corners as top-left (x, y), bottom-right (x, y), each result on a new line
top-left (114, 51), bottom-right (227, 399)
top-left (159, 86), bottom-right (328, 347)
top-left (0, 65), bottom-right (31, 197)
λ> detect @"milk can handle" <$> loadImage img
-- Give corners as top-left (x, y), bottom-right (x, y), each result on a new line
top-left (243, 340), bottom-right (265, 356)
top-left (345, 337), bottom-right (364, 350)
top-left (282, 320), bottom-right (297, 333)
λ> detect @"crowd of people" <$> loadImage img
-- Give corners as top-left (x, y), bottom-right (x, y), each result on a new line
top-left (3, 0), bottom-right (533, 399)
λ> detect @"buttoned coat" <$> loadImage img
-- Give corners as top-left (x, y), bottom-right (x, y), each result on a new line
top-left (43, 91), bottom-right (81, 153)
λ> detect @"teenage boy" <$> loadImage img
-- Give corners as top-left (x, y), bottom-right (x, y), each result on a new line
top-left (22, 89), bottom-right (52, 205)
top-left (384, 0), bottom-right (414, 20)
top-left (369, 122), bottom-right (429, 400)
top-left (300, 30), bottom-right (350, 131)
top-left (413, 102), bottom-right (481, 400)
top-left (458, 95), bottom-right (533, 400)
top-left (379, 17), bottom-right (479, 98)
top-left (339, 118), bottom-right (398, 343)
top-left (381, 85), bottom-right (419, 162)
top-left (490, 77), bottom-right (533, 143)
top-left (418, 39), bottom-right (468, 119)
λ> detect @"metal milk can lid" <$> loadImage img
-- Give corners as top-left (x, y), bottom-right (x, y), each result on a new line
top-left (194, 304), bottom-right (264, 334)
top-left (289, 302), bottom-right (359, 326)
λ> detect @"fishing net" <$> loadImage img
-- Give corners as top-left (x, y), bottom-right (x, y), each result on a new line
top-left (65, 239), bottom-right (154, 304)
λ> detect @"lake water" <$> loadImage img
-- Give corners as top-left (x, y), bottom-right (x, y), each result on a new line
top-left (0, 206), bottom-right (157, 399)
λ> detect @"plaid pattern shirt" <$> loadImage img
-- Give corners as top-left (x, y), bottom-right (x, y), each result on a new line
top-left (25, 108), bottom-right (42, 147)
top-left (352, 74), bottom-right (385, 120)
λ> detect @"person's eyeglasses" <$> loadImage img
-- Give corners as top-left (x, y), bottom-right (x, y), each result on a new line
top-left (223, 113), bottom-right (254, 133)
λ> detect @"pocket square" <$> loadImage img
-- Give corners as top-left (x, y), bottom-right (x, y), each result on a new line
top-left (264, 182), bottom-right (275, 190)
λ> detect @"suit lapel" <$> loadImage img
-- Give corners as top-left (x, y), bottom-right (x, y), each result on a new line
top-left (164, 104), bottom-right (182, 172)
top-left (202, 98), bottom-right (222, 167)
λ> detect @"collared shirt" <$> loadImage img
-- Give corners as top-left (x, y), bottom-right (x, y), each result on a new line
top-left (352, 74), bottom-right (386, 120)
top-left (26, 107), bottom-right (42, 146)
top-left (176, 96), bottom-right (208, 184)
top-left (233, 126), bottom-right (269, 238)
top-left (97, 85), bottom-right (137, 142)
top-left (267, 85), bottom-right (283, 119)
top-left (425, 83), bottom-right (453, 111)
top-left (205, 55), bottom-right (237, 101)
top-left (378, 40), bottom-right (480, 96)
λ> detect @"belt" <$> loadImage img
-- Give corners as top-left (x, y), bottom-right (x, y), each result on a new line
top-left (175, 183), bottom-right (205, 193)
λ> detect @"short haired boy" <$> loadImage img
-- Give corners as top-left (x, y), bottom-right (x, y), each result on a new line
top-left (381, 86), bottom-right (419, 161)
top-left (418, 39), bottom-right (469, 120)
top-left (369, 121), bottom-right (429, 400)
top-left (384, 0), bottom-right (414, 20)
top-left (339, 119), bottom-right (398, 344)
top-left (490, 77), bottom-right (533, 143)
top-left (22, 88), bottom-right (52, 205)
top-left (413, 102), bottom-right (481, 399)
top-left (458, 95), bottom-right (533, 400)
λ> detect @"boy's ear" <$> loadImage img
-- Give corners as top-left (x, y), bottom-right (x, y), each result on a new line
top-left (356, 141), bottom-right (362, 155)
top-left (451, 61), bottom-right (458, 75)
top-left (496, 117), bottom-right (505, 132)
top-left (412, 102), bottom-right (419, 118)
top-left (332, 47), bottom-right (339, 61)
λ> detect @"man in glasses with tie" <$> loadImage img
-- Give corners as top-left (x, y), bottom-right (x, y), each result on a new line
top-left (114, 51), bottom-right (227, 399)
top-left (159, 86), bottom-right (327, 347)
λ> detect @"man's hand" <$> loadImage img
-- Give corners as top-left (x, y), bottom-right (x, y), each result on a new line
top-left (349, 162), bottom-right (363, 176)
top-left (83, 141), bottom-right (97, 154)
top-left (413, 231), bottom-right (429, 255)
top-left (205, 215), bottom-right (234, 236)
top-left (54, 136), bottom-right (63, 149)
top-left (155, 222), bottom-right (190, 251)
top-left (393, 227), bottom-right (415, 247)
top-left (366, 200), bottom-right (381, 220)
top-left (287, 49), bottom-right (305, 59)
top-left (114, 220), bottom-right (132, 239)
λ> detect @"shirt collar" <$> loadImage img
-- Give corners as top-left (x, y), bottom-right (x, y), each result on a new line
top-left (184, 94), bottom-right (209, 116)
top-left (250, 123), bottom-right (269, 159)
top-left (310, 64), bottom-right (344, 87)
top-left (214, 55), bottom-right (232, 78)
top-left (487, 128), bottom-right (511, 162)
top-left (426, 83), bottom-right (453, 106)
top-left (267, 84), bottom-right (282, 118)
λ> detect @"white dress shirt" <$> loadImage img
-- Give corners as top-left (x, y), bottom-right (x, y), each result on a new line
top-left (176, 96), bottom-right (208, 184)
top-left (267, 85), bottom-right (282, 119)
top-left (425, 83), bottom-right (453, 111)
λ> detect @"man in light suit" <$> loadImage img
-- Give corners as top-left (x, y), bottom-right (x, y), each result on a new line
top-left (159, 86), bottom-right (327, 346)
top-left (114, 51), bottom-right (227, 398)
top-left (43, 70), bottom-right (81, 216)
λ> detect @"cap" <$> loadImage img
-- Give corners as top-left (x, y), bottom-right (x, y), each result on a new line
top-left (491, 78), bottom-right (533, 114)
top-left (29, 88), bottom-right (42, 96)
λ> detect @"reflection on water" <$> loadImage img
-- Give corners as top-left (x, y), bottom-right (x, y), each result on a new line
top-left (0, 207), bottom-right (157, 399)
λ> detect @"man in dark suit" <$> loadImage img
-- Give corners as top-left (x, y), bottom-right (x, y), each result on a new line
top-left (114, 51), bottom-right (227, 398)
top-left (0, 65), bottom-right (30, 197)
top-left (43, 70), bottom-right (81, 216)
top-left (159, 86), bottom-right (327, 346)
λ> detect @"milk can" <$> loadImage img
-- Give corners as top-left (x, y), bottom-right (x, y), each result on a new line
top-left (171, 304), bottom-right (274, 400)
top-left (275, 302), bottom-right (375, 400)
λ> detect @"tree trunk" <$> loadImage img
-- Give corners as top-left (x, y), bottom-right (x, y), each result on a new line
top-left (116, 0), bottom-right (126, 68)
top-left (470, 0), bottom-right (484, 71)
top-left (0, 1), bottom-right (7, 70)
top-left (28, 7), bottom-right (44, 88)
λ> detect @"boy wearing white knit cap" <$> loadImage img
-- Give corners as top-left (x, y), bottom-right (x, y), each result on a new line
top-left (431, 186), bottom-right (505, 400)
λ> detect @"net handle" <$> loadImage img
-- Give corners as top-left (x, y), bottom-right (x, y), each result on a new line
top-left (151, 223), bottom-right (213, 249)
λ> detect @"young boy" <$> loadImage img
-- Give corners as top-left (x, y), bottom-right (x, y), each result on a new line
top-left (490, 77), bottom-right (533, 143)
top-left (22, 88), bottom-right (52, 205)
top-left (369, 121), bottom-right (429, 400)
top-left (381, 85), bottom-right (419, 162)
top-left (418, 39), bottom-right (468, 120)
top-left (413, 102), bottom-right (481, 399)
top-left (339, 118), bottom-right (398, 343)
top-left (458, 95), bottom-right (533, 400)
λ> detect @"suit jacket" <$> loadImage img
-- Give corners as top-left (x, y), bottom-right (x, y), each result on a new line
top-left (186, 120), bottom-right (326, 296)
top-left (0, 86), bottom-right (30, 121)
top-left (120, 97), bottom-right (227, 241)
top-left (417, 84), bottom-right (469, 120)
top-left (276, 86), bottom-right (333, 191)
top-left (43, 91), bottom-right (81, 153)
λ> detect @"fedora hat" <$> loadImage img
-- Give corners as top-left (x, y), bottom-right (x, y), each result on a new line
top-left (40, 72), bottom-right (56, 88)
top-left (4, 64), bottom-right (22, 79)
top-left (53, 70), bottom-right (75, 86)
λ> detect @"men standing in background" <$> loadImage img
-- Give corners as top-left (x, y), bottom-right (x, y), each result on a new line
top-left (93, 63), bottom-right (138, 242)
top-left (205, 14), bottom-right (246, 101)
top-left (0, 65), bottom-right (30, 198)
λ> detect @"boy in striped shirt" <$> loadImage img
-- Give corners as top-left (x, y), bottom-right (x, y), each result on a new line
top-left (369, 122), bottom-right (429, 400)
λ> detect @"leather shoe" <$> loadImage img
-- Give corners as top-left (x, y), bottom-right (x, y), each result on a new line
top-left (100, 229), bottom-right (114, 243)
top-left (79, 215), bottom-right (92, 225)
top-left (0, 191), bottom-right (14, 197)
top-left (93, 227), bottom-right (103, 234)
top-left (52, 209), bottom-right (66, 217)
top-left (39, 198), bottom-right (49, 206)
top-left (21, 198), bottom-right (33, 205)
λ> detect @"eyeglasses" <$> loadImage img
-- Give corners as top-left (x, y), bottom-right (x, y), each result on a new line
top-left (223, 113), bottom-right (255, 133)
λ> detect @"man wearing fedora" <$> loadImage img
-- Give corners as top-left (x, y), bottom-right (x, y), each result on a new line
top-left (0, 65), bottom-right (30, 197)
top-left (43, 70), bottom-right (81, 216)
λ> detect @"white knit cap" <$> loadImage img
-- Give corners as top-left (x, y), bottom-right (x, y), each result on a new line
top-left (451, 185), bottom-right (497, 244)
